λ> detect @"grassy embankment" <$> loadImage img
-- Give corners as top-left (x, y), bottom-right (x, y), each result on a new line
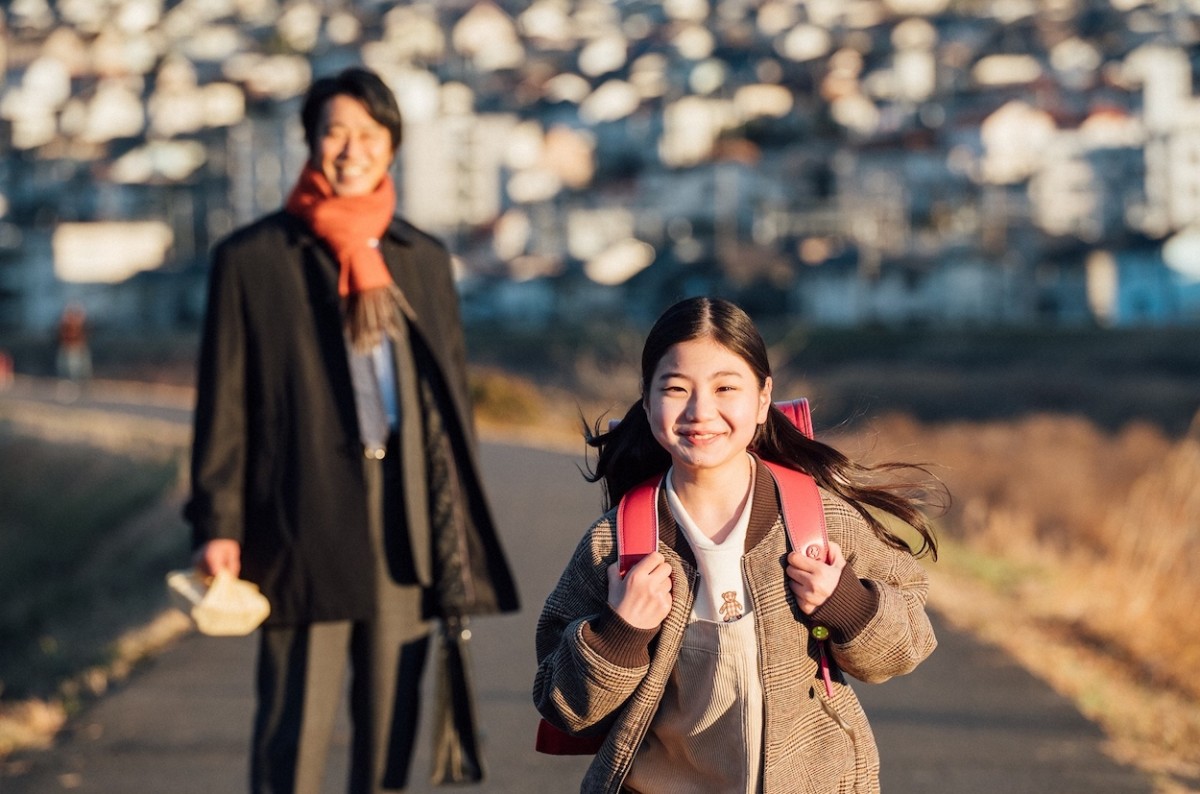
top-left (854, 414), bottom-right (1200, 793)
top-left (0, 407), bottom-right (191, 759)
top-left (2, 324), bottom-right (1199, 791)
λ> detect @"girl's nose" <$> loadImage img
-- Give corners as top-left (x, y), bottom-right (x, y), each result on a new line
top-left (685, 392), bottom-right (714, 420)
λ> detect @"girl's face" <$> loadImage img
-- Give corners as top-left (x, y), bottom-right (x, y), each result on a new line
top-left (643, 337), bottom-right (772, 476)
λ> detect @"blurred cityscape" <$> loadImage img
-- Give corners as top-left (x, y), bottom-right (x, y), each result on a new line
top-left (3, 0), bottom-right (1200, 334)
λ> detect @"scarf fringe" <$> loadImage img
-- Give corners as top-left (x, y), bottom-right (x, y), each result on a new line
top-left (346, 284), bottom-right (415, 353)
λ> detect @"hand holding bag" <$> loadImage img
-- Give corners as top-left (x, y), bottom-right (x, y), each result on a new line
top-left (431, 615), bottom-right (484, 785)
top-left (165, 568), bottom-right (270, 636)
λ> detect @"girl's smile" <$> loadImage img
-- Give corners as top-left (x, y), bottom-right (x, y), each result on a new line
top-left (643, 337), bottom-right (772, 477)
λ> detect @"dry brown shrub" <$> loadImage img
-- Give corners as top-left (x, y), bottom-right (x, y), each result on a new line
top-left (843, 412), bottom-right (1172, 554)
top-left (1077, 426), bottom-right (1200, 699)
top-left (838, 410), bottom-right (1200, 775)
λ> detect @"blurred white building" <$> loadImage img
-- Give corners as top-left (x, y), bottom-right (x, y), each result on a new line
top-left (980, 101), bottom-right (1057, 185)
top-left (1131, 45), bottom-right (1200, 237)
top-left (402, 111), bottom-right (517, 235)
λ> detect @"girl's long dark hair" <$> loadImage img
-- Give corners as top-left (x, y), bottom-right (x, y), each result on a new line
top-left (585, 297), bottom-right (940, 560)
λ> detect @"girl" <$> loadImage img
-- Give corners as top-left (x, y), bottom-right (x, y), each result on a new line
top-left (533, 297), bottom-right (940, 793)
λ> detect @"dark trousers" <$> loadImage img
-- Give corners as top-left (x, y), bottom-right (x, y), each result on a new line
top-left (251, 450), bottom-right (431, 794)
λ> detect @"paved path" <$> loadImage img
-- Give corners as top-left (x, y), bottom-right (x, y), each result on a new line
top-left (0, 382), bottom-right (1155, 792)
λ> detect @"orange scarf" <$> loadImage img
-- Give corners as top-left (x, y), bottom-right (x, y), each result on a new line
top-left (284, 164), bottom-right (397, 297)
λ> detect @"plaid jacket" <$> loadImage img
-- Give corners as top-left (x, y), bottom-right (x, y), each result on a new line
top-left (534, 456), bottom-right (936, 793)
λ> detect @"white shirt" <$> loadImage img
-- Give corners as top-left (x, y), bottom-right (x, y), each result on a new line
top-left (665, 457), bottom-right (756, 623)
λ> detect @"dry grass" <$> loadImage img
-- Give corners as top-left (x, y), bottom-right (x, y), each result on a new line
top-left (838, 412), bottom-right (1200, 792)
top-left (471, 366), bottom-right (617, 454)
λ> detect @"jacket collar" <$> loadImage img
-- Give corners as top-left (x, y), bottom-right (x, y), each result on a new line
top-left (656, 455), bottom-right (780, 567)
top-left (382, 216), bottom-right (419, 246)
top-left (745, 454), bottom-right (781, 552)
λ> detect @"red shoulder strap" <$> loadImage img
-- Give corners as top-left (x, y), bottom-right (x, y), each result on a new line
top-left (761, 460), bottom-right (829, 563)
top-left (760, 398), bottom-right (827, 560)
top-left (617, 475), bottom-right (661, 577)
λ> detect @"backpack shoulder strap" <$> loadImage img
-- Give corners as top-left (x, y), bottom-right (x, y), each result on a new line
top-left (760, 460), bottom-right (830, 563)
top-left (617, 475), bottom-right (661, 577)
top-left (762, 398), bottom-right (827, 560)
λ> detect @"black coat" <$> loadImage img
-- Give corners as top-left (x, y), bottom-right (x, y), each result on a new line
top-left (185, 211), bottom-right (518, 625)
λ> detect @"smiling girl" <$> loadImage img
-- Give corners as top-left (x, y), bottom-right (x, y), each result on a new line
top-left (534, 297), bottom-right (941, 793)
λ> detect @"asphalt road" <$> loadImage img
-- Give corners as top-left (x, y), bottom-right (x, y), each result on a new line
top-left (0, 381), bottom-right (1155, 793)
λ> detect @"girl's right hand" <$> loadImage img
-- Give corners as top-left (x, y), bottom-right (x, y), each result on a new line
top-left (607, 552), bottom-right (673, 629)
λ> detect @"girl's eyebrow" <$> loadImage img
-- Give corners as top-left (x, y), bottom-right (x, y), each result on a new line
top-left (656, 369), bottom-right (745, 381)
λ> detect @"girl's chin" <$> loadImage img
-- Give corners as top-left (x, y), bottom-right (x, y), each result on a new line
top-left (670, 449), bottom-right (740, 470)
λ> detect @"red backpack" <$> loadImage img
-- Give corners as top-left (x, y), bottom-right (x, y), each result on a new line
top-left (536, 399), bottom-right (834, 755)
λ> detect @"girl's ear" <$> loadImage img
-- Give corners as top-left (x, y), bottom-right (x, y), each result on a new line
top-left (757, 376), bottom-right (773, 424)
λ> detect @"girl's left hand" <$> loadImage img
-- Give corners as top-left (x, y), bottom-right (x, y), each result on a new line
top-left (785, 541), bottom-right (846, 615)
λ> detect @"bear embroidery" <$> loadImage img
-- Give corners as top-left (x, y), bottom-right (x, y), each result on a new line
top-left (719, 591), bottom-right (743, 622)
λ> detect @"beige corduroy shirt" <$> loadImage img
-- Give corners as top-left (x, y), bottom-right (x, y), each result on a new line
top-left (533, 455), bottom-right (937, 793)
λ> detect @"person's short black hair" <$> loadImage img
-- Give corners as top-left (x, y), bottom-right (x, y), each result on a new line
top-left (301, 67), bottom-right (403, 154)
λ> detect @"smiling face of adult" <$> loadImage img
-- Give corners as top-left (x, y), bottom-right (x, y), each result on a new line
top-left (310, 94), bottom-right (394, 197)
top-left (300, 67), bottom-right (404, 196)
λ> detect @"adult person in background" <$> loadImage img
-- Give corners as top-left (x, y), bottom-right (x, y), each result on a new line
top-left (185, 66), bottom-right (519, 794)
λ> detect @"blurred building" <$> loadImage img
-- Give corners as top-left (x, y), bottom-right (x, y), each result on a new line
top-left (2, 0), bottom-right (1200, 336)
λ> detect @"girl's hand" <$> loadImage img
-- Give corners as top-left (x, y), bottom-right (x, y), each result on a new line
top-left (786, 541), bottom-right (845, 615)
top-left (607, 552), bottom-right (673, 629)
